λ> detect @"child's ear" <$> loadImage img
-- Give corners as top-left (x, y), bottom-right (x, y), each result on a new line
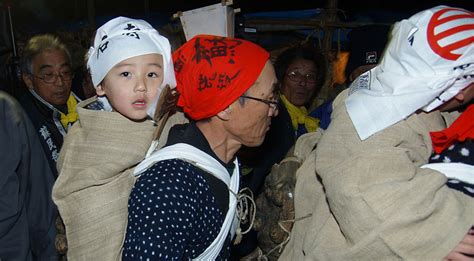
top-left (95, 84), bottom-right (105, 96)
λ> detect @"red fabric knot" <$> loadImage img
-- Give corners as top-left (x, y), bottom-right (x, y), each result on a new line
top-left (430, 104), bottom-right (474, 154)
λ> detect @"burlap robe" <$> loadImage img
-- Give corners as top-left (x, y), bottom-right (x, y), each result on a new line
top-left (52, 97), bottom-right (186, 260)
top-left (280, 91), bottom-right (474, 260)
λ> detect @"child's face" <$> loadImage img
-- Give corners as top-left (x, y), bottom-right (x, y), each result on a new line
top-left (96, 53), bottom-right (164, 121)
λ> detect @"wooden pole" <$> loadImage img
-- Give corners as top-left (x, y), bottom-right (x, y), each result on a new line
top-left (244, 19), bottom-right (382, 29)
top-left (319, 0), bottom-right (338, 102)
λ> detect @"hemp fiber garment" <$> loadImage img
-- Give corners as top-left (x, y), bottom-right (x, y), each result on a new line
top-left (280, 89), bottom-right (474, 260)
top-left (52, 97), bottom-right (186, 260)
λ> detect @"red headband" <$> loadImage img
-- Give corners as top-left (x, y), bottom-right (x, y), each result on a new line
top-left (173, 35), bottom-right (269, 120)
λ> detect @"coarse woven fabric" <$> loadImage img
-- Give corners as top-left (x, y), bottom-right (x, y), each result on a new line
top-left (280, 89), bottom-right (474, 260)
top-left (52, 96), bottom-right (187, 260)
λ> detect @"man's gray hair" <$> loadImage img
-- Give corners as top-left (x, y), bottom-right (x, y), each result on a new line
top-left (20, 34), bottom-right (71, 75)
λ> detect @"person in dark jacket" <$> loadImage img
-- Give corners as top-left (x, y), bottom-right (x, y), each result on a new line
top-left (20, 34), bottom-right (80, 177)
top-left (123, 34), bottom-right (278, 260)
top-left (0, 91), bottom-right (58, 260)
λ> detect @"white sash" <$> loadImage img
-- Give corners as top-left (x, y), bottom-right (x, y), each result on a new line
top-left (133, 143), bottom-right (240, 260)
top-left (421, 162), bottom-right (474, 185)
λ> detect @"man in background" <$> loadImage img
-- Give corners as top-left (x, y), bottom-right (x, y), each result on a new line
top-left (20, 34), bottom-right (79, 177)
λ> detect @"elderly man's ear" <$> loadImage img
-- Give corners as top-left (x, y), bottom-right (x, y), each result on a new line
top-left (216, 106), bottom-right (232, 121)
top-left (22, 74), bottom-right (34, 90)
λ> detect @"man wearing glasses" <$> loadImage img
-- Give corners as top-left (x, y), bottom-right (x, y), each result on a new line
top-left (20, 34), bottom-right (79, 178)
top-left (123, 35), bottom-right (278, 260)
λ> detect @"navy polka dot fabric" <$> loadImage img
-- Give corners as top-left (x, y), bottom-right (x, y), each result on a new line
top-left (122, 159), bottom-right (231, 260)
top-left (429, 140), bottom-right (474, 197)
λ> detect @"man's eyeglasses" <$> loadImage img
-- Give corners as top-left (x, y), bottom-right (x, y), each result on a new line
top-left (241, 91), bottom-right (280, 111)
top-left (32, 71), bottom-right (74, 83)
top-left (287, 71), bottom-right (317, 84)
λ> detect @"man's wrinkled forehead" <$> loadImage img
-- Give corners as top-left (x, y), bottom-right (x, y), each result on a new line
top-left (34, 50), bottom-right (70, 70)
top-left (38, 63), bottom-right (70, 71)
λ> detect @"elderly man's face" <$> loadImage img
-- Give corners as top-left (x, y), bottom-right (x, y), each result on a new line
top-left (226, 60), bottom-right (279, 147)
top-left (23, 49), bottom-right (72, 106)
top-left (281, 58), bottom-right (318, 107)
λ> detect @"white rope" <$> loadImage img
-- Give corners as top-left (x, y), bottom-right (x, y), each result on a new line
top-left (232, 187), bottom-right (257, 245)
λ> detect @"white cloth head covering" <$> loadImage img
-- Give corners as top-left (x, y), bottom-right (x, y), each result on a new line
top-left (87, 16), bottom-right (176, 117)
top-left (345, 6), bottom-right (474, 140)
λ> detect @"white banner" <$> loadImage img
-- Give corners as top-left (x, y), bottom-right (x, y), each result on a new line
top-left (178, 3), bottom-right (235, 41)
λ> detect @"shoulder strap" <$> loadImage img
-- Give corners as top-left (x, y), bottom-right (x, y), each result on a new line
top-left (132, 143), bottom-right (240, 260)
top-left (134, 143), bottom-right (233, 186)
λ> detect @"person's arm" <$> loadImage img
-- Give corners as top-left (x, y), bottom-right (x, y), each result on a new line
top-left (314, 99), bottom-right (474, 259)
top-left (0, 94), bottom-right (30, 260)
top-left (0, 93), bottom-right (57, 260)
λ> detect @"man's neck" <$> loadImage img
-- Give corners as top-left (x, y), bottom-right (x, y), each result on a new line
top-left (196, 120), bottom-right (241, 164)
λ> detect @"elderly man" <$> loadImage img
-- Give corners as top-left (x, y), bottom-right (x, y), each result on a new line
top-left (122, 35), bottom-right (278, 260)
top-left (20, 34), bottom-right (79, 177)
top-left (282, 5), bottom-right (474, 260)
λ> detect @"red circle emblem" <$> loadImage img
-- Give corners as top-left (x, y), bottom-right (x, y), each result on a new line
top-left (427, 7), bottom-right (474, 61)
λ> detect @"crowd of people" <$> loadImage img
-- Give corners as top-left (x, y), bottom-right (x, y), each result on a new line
top-left (0, 4), bottom-right (472, 261)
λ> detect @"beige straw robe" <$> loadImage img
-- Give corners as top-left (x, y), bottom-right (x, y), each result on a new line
top-left (52, 97), bottom-right (186, 260)
top-left (280, 90), bottom-right (474, 260)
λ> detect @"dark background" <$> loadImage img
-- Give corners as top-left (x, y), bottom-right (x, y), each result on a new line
top-left (0, 0), bottom-right (471, 99)
top-left (4, 0), bottom-right (473, 32)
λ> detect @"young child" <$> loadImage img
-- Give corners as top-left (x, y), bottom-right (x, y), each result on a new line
top-left (52, 17), bottom-right (183, 260)
top-left (424, 103), bottom-right (474, 196)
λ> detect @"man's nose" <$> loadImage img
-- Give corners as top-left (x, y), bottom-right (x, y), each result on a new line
top-left (298, 77), bottom-right (309, 85)
top-left (53, 73), bottom-right (65, 84)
